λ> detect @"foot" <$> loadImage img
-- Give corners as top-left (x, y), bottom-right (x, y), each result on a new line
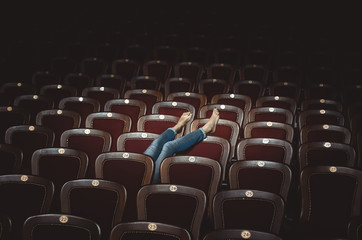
top-left (173, 112), bottom-right (192, 132)
top-left (202, 108), bottom-right (220, 134)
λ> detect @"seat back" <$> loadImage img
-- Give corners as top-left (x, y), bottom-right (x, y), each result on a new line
top-left (167, 92), bottom-right (207, 113)
top-left (31, 147), bottom-right (88, 213)
top-left (244, 121), bottom-right (294, 142)
top-left (22, 214), bottom-right (101, 240)
top-left (104, 99), bottom-right (147, 132)
top-left (59, 96), bottom-right (101, 128)
top-left (36, 109), bottom-right (81, 147)
top-left (60, 179), bottom-right (127, 240)
top-left (5, 125), bottom-right (55, 173)
top-left (82, 87), bottom-right (121, 110)
top-left (160, 155), bottom-right (222, 217)
top-left (229, 160), bottom-right (292, 202)
top-left (236, 138), bottom-right (293, 165)
top-left (13, 94), bottom-right (54, 124)
top-left (95, 152), bottom-right (154, 222)
top-left (86, 112), bottom-right (131, 152)
top-left (298, 141), bottom-right (356, 170)
top-left (117, 132), bottom-right (159, 154)
top-left (124, 89), bottom-right (163, 115)
top-left (299, 124), bottom-right (351, 145)
top-left (212, 189), bottom-right (284, 235)
top-left (299, 166), bottom-right (362, 238)
top-left (137, 184), bottom-right (206, 240)
top-left (39, 84), bottom-right (77, 108)
top-left (202, 229), bottom-right (282, 240)
top-left (110, 221), bottom-right (191, 240)
top-left (60, 128), bottom-right (111, 178)
top-left (0, 174), bottom-right (54, 240)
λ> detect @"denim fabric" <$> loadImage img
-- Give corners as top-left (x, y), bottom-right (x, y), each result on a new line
top-left (144, 128), bottom-right (207, 183)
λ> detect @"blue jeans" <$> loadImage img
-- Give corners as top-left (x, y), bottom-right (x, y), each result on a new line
top-left (144, 128), bottom-right (207, 183)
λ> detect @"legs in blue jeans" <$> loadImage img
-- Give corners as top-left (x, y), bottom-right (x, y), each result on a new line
top-left (143, 109), bottom-right (220, 183)
top-left (144, 128), bottom-right (206, 183)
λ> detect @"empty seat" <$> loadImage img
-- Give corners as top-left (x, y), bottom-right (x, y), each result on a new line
top-left (137, 184), bottom-right (206, 240)
top-left (212, 189), bottom-right (284, 235)
top-left (60, 128), bottom-right (111, 178)
top-left (59, 96), bottom-right (101, 128)
top-left (164, 77), bottom-right (195, 98)
top-left (198, 78), bottom-right (230, 103)
top-left (5, 125), bottom-right (55, 173)
top-left (233, 80), bottom-right (265, 106)
top-left (206, 63), bottom-right (237, 86)
top-left (95, 152), bottom-right (153, 222)
top-left (110, 221), bottom-right (191, 240)
top-left (298, 166), bottom-right (362, 238)
top-left (236, 138), bottom-right (293, 166)
top-left (246, 107), bottom-right (294, 126)
top-left (13, 94), bottom-right (54, 124)
top-left (63, 73), bottom-right (93, 95)
top-left (298, 141), bottom-right (356, 171)
top-left (272, 66), bottom-right (303, 85)
top-left (174, 61), bottom-right (204, 86)
top-left (111, 58), bottom-right (140, 82)
top-left (86, 112), bottom-right (131, 152)
top-left (0, 174), bottom-right (54, 240)
top-left (256, 95), bottom-right (297, 115)
top-left (298, 109), bottom-right (345, 130)
top-left (36, 109), bottom-right (81, 147)
top-left (95, 74), bottom-right (127, 95)
top-left (160, 155), bottom-right (222, 217)
top-left (167, 92), bottom-right (207, 114)
top-left (60, 179), bottom-right (127, 240)
top-left (0, 82), bottom-right (36, 105)
top-left (244, 121), bottom-right (294, 142)
top-left (39, 84), bottom-right (78, 108)
top-left (301, 98), bottom-right (343, 112)
top-left (202, 229), bottom-right (282, 240)
top-left (124, 89), bottom-right (163, 115)
top-left (229, 160), bottom-right (292, 202)
top-left (32, 71), bottom-right (60, 92)
top-left (142, 60), bottom-right (172, 86)
top-left (22, 213), bottom-right (101, 240)
top-left (299, 124), bottom-right (351, 145)
top-left (304, 83), bottom-right (340, 101)
top-left (104, 99), bottom-right (146, 132)
top-left (31, 147), bottom-right (88, 213)
top-left (268, 81), bottom-right (302, 103)
top-left (82, 87), bottom-right (121, 111)
top-left (130, 75), bottom-right (161, 91)
top-left (240, 64), bottom-right (269, 84)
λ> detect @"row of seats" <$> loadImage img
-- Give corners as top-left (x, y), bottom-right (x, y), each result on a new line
top-left (7, 56), bottom-right (362, 93)
top-left (2, 161), bottom-right (362, 239)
